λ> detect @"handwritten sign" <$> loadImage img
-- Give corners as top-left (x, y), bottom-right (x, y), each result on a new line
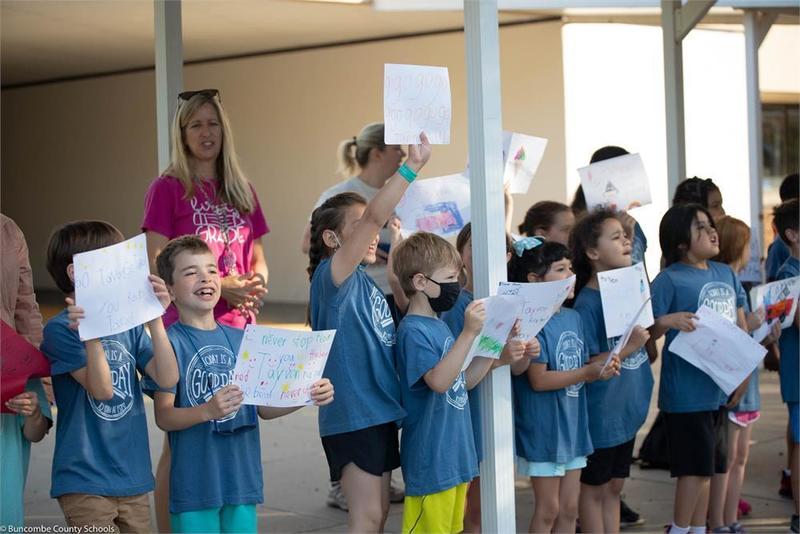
top-left (602, 297), bottom-right (652, 373)
top-left (1, 321), bottom-right (50, 412)
top-left (231, 326), bottom-right (335, 407)
top-left (597, 263), bottom-right (654, 338)
top-left (462, 295), bottom-right (524, 371)
top-left (395, 174), bottom-right (470, 237)
top-left (497, 275), bottom-right (575, 341)
top-left (384, 63), bottom-right (451, 145)
top-left (73, 233), bottom-right (164, 341)
top-left (578, 153), bottom-right (652, 212)
top-left (670, 305), bottom-right (766, 396)
top-left (749, 276), bottom-right (800, 330)
top-left (503, 132), bottom-right (548, 195)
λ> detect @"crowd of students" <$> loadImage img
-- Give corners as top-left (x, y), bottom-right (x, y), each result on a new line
top-left (1, 90), bottom-right (798, 534)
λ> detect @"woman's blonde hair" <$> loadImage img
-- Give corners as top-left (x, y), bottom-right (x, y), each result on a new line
top-left (337, 122), bottom-right (385, 176)
top-left (165, 92), bottom-right (255, 213)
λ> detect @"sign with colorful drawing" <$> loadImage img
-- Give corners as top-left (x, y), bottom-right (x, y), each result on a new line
top-left (395, 174), bottom-right (470, 238)
top-left (462, 295), bottom-right (524, 371)
top-left (232, 326), bottom-right (335, 407)
top-left (578, 153), bottom-right (652, 212)
top-left (597, 262), bottom-right (654, 338)
top-left (497, 275), bottom-right (575, 341)
top-left (384, 63), bottom-right (451, 145)
top-left (750, 276), bottom-right (800, 330)
top-left (503, 132), bottom-right (548, 195)
top-left (73, 233), bottom-right (165, 341)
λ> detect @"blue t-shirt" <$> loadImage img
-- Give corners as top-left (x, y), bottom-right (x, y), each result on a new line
top-left (41, 310), bottom-right (155, 498)
top-left (440, 288), bottom-right (483, 463)
top-left (766, 237), bottom-right (791, 282)
top-left (155, 323), bottom-right (263, 514)
top-left (513, 308), bottom-right (593, 463)
top-left (310, 259), bottom-right (405, 436)
top-left (396, 315), bottom-right (478, 496)
top-left (651, 261), bottom-right (746, 413)
top-left (573, 287), bottom-right (654, 448)
top-left (632, 222), bottom-right (648, 266)
top-left (778, 256), bottom-right (800, 403)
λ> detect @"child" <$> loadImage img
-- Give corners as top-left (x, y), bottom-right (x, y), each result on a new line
top-left (439, 224), bottom-right (531, 532)
top-left (649, 204), bottom-right (749, 534)
top-left (40, 221), bottom-right (179, 531)
top-left (569, 210), bottom-right (652, 534)
top-left (151, 235), bottom-right (333, 532)
top-left (708, 216), bottom-right (780, 532)
top-left (392, 231), bottom-right (501, 534)
top-left (518, 201), bottom-right (575, 245)
top-left (672, 177), bottom-right (726, 222)
top-left (773, 199), bottom-right (800, 533)
top-left (307, 133), bottom-right (430, 533)
top-left (1, 214), bottom-right (52, 528)
top-left (508, 237), bottom-right (619, 534)
top-left (766, 174), bottom-right (798, 282)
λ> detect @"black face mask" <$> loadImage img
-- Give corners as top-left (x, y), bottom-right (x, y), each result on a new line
top-left (424, 276), bottom-right (461, 313)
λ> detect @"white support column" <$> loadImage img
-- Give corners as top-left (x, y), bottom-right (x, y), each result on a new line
top-left (661, 0), bottom-right (715, 199)
top-left (155, 0), bottom-right (183, 172)
top-left (464, 1), bottom-right (515, 533)
top-left (744, 9), bottom-right (776, 273)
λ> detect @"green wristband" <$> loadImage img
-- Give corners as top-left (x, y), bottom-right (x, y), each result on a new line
top-left (397, 163), bottom-right (418, 183)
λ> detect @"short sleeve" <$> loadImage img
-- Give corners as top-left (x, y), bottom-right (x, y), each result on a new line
top-left (734, 274), bottom-right (747, 309)
top-left (532, 330), bottom-right (549, 365)
top-left (650, 272), bottom-right (675, 319)
top-left (576, 315), bottom-right (590, 364)
top-left (134, 327), bottom-right (155, 374)
top-left (41, 319), bottom-right (87, 375)
top-left (141, 177), bottom-right (178, 237)
top-left (247, 185), bottom-right (270, 239)
top-left (400, 324), bottom-right (441, 390)
top-left (574, 298), bottom-right (603, 356)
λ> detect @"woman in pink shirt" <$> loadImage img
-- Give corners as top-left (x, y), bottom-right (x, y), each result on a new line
top-left (141, 89), bottom-right (269, 531)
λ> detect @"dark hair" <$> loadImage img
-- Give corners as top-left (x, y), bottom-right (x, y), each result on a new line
top-left (156, 235), bottom-right (212, 285)
top-left (508, 241), bottom-right (570, 283)
top-left (659, 203), bottom-right (716, 266)
top-left (455, 222), bottom-right (513, 255)
top-left (672, 177), bottom-right (720, 208)
top-left (780, 173), bottom-right (799, 202)
top-left (568, 209), bottom-right (618, 296)
top-left (307, 192), bottom-right (367, 281)
top-left (46, 221), bottom-right (124, 294)
top-left (571, 186), bottom-right (587, 217)
top-left (590, 145), bottom-right (629, 163)
top-left (518, 201), bottom-right (571, 236)
top-left (774, 199), bottom-right (799, 244)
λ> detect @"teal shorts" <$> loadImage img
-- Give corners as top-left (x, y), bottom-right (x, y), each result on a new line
top-left (516, 455), bottom-right (587, 477)
top-left (170, 504), bottom-right (257, 533)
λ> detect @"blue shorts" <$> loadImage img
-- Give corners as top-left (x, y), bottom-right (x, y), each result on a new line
top-left (170, 504), bottom-right (256, 533)
top-left (789, 402), bottom-right (800, 444)
top-left (516, 456), bottom-right (587, 477)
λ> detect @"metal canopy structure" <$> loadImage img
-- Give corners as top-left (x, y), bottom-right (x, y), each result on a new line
top-left (152, 1), bottom-right (795, 531)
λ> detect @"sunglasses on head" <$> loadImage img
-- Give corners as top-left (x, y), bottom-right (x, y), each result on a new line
top-left (177, 89), bottom-right (221, 102)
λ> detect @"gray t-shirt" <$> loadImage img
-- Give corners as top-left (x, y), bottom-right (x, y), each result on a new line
top-left (312, 177), bottom-right (392, 295)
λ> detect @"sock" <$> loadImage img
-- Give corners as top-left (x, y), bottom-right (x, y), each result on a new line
top-left (668, 523), bottom-right (690, 534)
top-left (688, 526), bottom-right (706, 534)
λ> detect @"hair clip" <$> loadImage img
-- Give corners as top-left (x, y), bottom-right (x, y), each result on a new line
top-left (513, 236), bottom-right (544, 257)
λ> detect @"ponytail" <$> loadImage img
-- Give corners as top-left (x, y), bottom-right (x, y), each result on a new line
top-left (337, 122), bottom-right (386, 176)
top-left (307, 192), bottom-right (368, 282)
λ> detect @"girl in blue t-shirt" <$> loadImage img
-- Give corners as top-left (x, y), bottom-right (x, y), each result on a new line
top-left (307, 133), bottom-right (430, 533)
top-left (649, 204), bottom-right (749, 534)
top-left (569, 209), bottom-right (652, 534)
top-left (509, 238), bottom-right (619, 534)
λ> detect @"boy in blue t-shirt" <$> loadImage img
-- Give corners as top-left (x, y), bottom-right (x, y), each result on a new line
top-left (152, 235), bottom-right (333, 533)
top-left (391, 232), bottom-right (521, 534)
top-left (773, 200), bottom-right (800, 532)
top-left (40, 221), bottom-right (179, 531)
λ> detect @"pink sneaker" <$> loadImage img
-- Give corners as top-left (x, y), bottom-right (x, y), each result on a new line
top-left (738, 498), bottom-right (751, 518)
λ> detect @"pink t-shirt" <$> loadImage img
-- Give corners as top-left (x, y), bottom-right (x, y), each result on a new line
top-left (141, 175), bottom-right (269, 328)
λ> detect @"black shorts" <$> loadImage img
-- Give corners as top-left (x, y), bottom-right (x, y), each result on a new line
top-left (580, 438), bottom-right (636, 486)
top-left (664, 408), bottom-right (728, 477)
top-left (321, 422), bottom-right (400, 482)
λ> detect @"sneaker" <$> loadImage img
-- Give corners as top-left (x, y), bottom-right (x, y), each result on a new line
top-left (737, 498), bottom-right (751, 518)
top-left (389, 479), bottom-right (405, 503)
top-left (730, 522), bottom-right (745, 533)
top-left (326, 481), bottom-right (348, 511)
top-left (791, 514), bottom-right (799, 534)
top-left (780, 470), bottom-right (794, 499)
top-left (620, 499), bottom-right (645, 529)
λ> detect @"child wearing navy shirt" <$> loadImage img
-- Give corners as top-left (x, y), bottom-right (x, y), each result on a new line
top-left (41, 221), bottom-right (179, 532)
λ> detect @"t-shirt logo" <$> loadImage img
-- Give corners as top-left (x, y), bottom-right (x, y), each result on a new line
top-left (556, 331), bottom-right (584, 398)
top-left (186, 344), bottom-right (238, 422)
top-left (191, 197), bottom-right (246, 245)
top-left (443, 336), bottom-right (468, 410)
top-left (698, 282), bottom-right (736, 322)
top-left (609, 336), bottom-right (648, 371)
top-left (369, 286), bottom-right (396, 347)
top-left (87, 340), bottom-right (135, 422)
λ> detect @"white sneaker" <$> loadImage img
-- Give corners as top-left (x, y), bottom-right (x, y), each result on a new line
top-left (326, 481), bottom-right (348, 511)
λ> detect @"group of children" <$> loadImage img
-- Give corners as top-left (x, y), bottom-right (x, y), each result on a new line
top-left (3, 126), bottom-right (799, 534)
